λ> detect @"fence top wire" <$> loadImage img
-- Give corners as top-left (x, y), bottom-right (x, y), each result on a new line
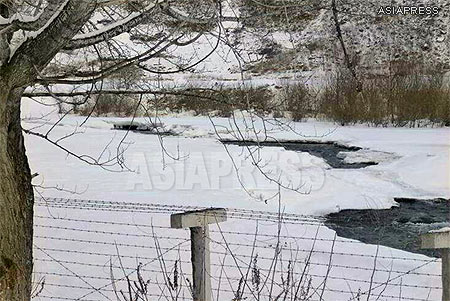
top-left (35, 196), bottom-right (325, 224)
top-left (36, 214), bottom-right (327, 242)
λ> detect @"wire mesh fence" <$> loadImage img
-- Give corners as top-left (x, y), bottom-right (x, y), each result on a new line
top-left (33, 197), bottom-right (442, 301)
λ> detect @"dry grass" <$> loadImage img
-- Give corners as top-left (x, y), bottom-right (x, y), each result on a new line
top-left (279, 82), bottom-right (316, 121)
top-left (319, 70), bottom-right (362, 125)
top-left (71, 61), bottom-right (450, 127)
top-left (158, 85), bottom-right (274, 116)
top-left (79, 94), bottom-right (140, 117)
top-left (319, 63), bottom-right (450, 126)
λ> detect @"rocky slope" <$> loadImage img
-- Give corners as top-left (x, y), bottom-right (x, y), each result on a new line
top-left (238, 0), bottom-right (450, 75)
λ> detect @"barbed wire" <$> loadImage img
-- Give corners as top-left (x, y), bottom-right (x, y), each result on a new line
top-left (37, 197), bottom-right (323, 220)
top-left (34, 296), bottom-right (101, 301)
top-left (34, 234), bottom-right (440, 278)
top-left (34, 235), bottom-right (191, 253)
top-left (32, 278), bottom-right (435, 301)
top-left (35, 214), bottom-right (332, 242)
top-left (34, 215), bottom-right (437, 264)
top-left (35, 197), bottom-right (324, 224)
top-left (32, 269), bottom-right (437, 301)
top-left (35, 223), bottom-right (436, 263)
top-left (33, 258), bottom-right (438, 301)
top-left (34, 248), bottom-right (441, 291)
top-left (35, 203), bottom-right (323, 226)
top-left (34, 196), bottom-right (442, 301)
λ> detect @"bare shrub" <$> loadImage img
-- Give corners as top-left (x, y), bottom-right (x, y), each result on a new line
top-left (157, 87), bottom-right (233, 116)
top-left (319, 69), bottom-right (363, 125)
top-left (160, 85), bottom-right (273, 117)
top-left (105, 64), bottom-right (144, 90)
top-left (230, 85), bottom-right (274, 114)
top-left (359, 78), bottom-right (389, 126)
top-left (318, 61), bottom-right (450, 127)
top-left (71, 60), bottom-right (450, 127)
top-left (386, 71), bottom-right (449, 127)
top-left (79, 94), bottom-right (140, 117)
top-left (279, 82), bottom-right (314, 121)
top-left (75, 63), bottom-right (143, 117)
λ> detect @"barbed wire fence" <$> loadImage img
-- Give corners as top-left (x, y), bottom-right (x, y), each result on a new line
top-left (32, 197), bottom-right (442, 301)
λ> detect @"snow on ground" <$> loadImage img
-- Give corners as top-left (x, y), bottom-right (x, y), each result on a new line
top-left (337, 149), bottom-right (400, 165)
top-left (23, 97), bottom-right (450, 214)
top-left (24, 98), bottom-right (448, 300)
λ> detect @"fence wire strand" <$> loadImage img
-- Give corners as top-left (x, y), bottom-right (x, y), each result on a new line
top-left (33, 197), bottom-right (442, 301)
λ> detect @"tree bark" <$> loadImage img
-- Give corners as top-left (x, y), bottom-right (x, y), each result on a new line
top-left (0, 84), bottom-right (34, 301)
top-left (0, 2), bottom-right (94, 300)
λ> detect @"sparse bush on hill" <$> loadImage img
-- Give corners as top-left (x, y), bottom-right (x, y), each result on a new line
top-left (359, 78), bottom-right (389, 127)
top-left (79, 94), bottom-right (140, 117)
top-left (317, 61), bottom-right (450, 127)
top-left (384, 67), bottom-right (450, 127)
top-left (157, 85), bottom-right (274, 116)
top-left (279, 82), bottom-right (314, 121)
top-left (71, 61), bottom-right (450, 127)
top-left (319, 69), bottom-right (362, 125)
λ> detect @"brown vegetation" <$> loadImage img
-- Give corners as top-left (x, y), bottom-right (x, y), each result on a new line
top-left (73, 63), bottom-right (450, 127)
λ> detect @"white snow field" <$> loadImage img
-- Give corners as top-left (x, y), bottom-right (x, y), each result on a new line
top-left (24, 98), bottom-right (449, 300)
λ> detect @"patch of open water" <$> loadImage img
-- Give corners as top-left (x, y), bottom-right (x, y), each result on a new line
top-left (220, 139), bottom-right (378, 168)
top-left (325, 198), bottom-right (450, 257)
top-left (221, 139), bottom-right (449, 257)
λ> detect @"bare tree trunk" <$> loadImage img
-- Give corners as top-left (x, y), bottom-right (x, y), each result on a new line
top-left (0, 84), bottom-right (34, 301)
top-left (331, 0), bottom-right (362, 92)
top-left (0, 2), bottom-right (94, 299)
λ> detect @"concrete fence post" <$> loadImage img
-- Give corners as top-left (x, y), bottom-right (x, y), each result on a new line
top-left (170, 208), bottom-right (227, 301)
top-left (421, 228), bottom-right (450, 301)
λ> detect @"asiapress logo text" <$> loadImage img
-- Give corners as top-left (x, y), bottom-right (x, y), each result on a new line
top-left (377, 6), bottom-right (440, 16)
